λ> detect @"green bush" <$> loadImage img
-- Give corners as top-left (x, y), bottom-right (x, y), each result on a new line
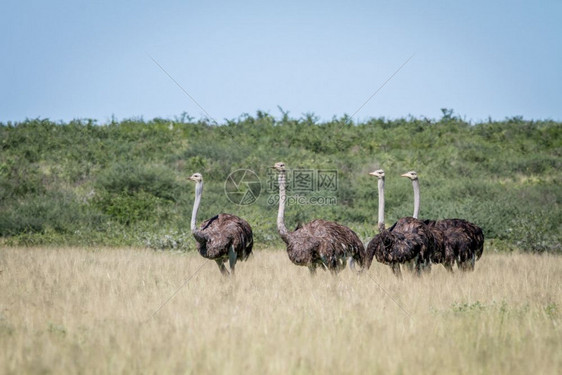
top-left (1, 114), bottom-right (560, 252)
top-left (0, 191), bottom-right (100, 236)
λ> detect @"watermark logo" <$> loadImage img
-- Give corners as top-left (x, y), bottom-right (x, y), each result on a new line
top-left (265, 169), bottom-right (338, 206)
top-left (265, 169), bottom-right (338, 193)
top-left (224, 168), bottom-right (339, 206)
top-left (224, 169), bottom-right (261, 205)
top-left (266, 194), bottom-right (338, 206)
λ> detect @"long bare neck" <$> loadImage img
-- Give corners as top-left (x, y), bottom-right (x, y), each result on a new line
top-left (412, 179), bottom-right (420, 219)
top-left (277, 171), bottom-right (290, 244)
top-left (378, 177), bottom-right (385, 232)
top-left (191, 181), bottom-right (207, 243)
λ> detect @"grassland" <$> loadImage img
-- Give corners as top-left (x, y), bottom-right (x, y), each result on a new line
top-left (1, 247), bottom-right (560, 374)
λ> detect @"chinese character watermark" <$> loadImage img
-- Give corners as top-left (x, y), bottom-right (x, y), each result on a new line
top-left (224, 168), bottom-right (338, 206)
top-left (264, 168), bottom-right (338, 206)
top-left (265, 169), bottom-right (337, 193)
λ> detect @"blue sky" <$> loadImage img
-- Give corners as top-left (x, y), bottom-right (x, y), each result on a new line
top-left (1, 0), bottom-right (561, 123)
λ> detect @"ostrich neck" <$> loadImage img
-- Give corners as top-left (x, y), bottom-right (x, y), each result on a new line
top-left (378, 178), bottom-right (385, 232)
top-left (277, 171), bottom-right (290, 244)
top-left (412, 179), bottom-right (420, 219)
top-left (191, 181), bottom-right (207, 243)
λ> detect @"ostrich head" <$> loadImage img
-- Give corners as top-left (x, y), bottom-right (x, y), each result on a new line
top-left (401, 171), bottom-right (418, 180)
top-left (369, 169), bottom-right (385, 178)
top-left (189, 173), bottom-right (203, 183)
top-left (272, 162), bottom-right (286, 172)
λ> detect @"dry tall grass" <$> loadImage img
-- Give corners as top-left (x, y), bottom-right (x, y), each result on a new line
top-left (0, 247), bottom-right (560, 374)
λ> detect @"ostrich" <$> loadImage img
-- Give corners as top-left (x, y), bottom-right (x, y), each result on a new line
top-left (272, 162), bottom-right (365, 274)
top-left (400, 171), bottom-right (484, 271)
top-left (435, 218), bottom-right (484, 271)
top-left (365, 170), bottom-right (426, 278)
top-left (400, 171), bottom-right (453, 272)
top-left (188, 173), bottom-right (253, 276)
top-left (382, 171), bottom-right (437, 273)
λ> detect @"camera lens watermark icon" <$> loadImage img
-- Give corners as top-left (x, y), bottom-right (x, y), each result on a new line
top-left (224, 169), bottom-right (261, 205)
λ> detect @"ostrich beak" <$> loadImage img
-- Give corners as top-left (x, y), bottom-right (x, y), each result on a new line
top-left (400, 173), bottom-right (409, 177)
top-left (368, 172), bottom-right (377, 176)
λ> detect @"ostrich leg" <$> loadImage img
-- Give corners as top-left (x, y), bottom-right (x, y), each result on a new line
top-left (308, 265), bottom-right (318, 276)
top-left (215, 260), bottom-right (230, 276)
top-left (391, 263), bottom-right (402, 278)
top-left (228, 245), bottom-right (237, 276)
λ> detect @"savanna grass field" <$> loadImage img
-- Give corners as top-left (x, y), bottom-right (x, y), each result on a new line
top-left (1, 247), bottom-right (561, 374)
top-left (1, 115), bottom-right (561, 373)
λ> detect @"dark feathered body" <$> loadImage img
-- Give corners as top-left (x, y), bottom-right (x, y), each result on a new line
top-left (423, 220), bottom-right (455, 271)
top-left (434, 219), bottom-right (484, 271)
top-left (389, 217), bottom-right (436, 267)
top-left (285, 219), bottom-right (365, 273)
top-left (196, 213), bottom-right (253, 262)
top-left (365, 228), bottom-right (424, 276)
